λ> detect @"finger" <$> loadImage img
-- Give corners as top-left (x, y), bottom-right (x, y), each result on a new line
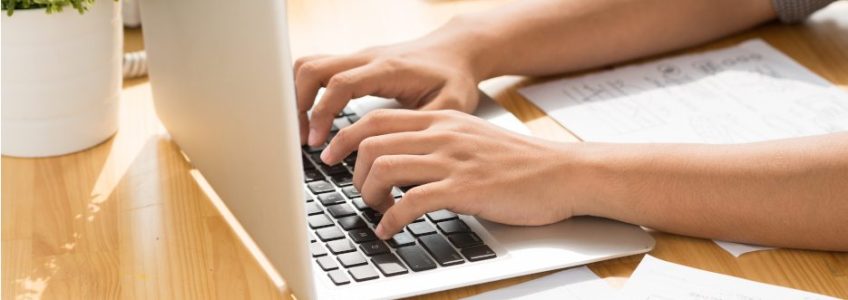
top-left (308, 63), bottom-right (405, 146)
top-left (298, 112), bottom-right (310, 145)
top-left (351, 131), bottom-right (447, 189)
top-left (360, 154), bottom-right (448, 213)
top-left (418, 81), bottom-right (478, 112)
top-left (294, 55), bottom-right (330, 144)
top-left (295, 55), bottom-right (369, 142)
top-left (293, 54), bottom-right (330, 73)
top-left (320, 109), bottom-right (437, 163)
top-left (375, 182), bottom-right (451, 239)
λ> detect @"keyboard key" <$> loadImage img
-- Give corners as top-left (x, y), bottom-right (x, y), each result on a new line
top-left (310, 242), bottom-right (327, 257)
top-left (407, 222), bottom-right (436, 236)
top-left (316, 255), bottom-right (339, 271)
top-left (308, 231), bottom-right (316, 243)
top-left (396, 246), bottom-right (437, 272)
top-left (349, 228), bottom-right (378, 243)
top-left (318, 192), bottom-right (345, 206)
top-left (461, 245), bottom-right (497, 262)
top-left (347, 114), bottom-right (361, 123)
top-left (419, 234), bottom-right (465, 266)
top-left (343, 152), bottom-right (357, 167)
top-left (360, 241), bottom-right (390, 256)
top-left (316, 226), bottom-right (345, 242)
top-left (387, 232), bottom-right (416, 248)
top-left (337, 215), bottom-right (367, 230)
top-left (306, 202), bottom-right (323, 215)
top-left (436, 220), bottom-right (470, 235)
top-left (413, 216), bottom-right (426, 223)
top-left (391, 188), bottom-right (403, 198)
top-left (309, 153), bottom-right (325, 165)
top-left (333, 117), bottom-right (352, 131)
top-left (348, 264), bottom-right (380, 282)
top-left (327, 269), bottom-right (350, 285)
top-left (307, 214), bottom-right (333, 229)
top-left (327, 203), bottom-right (356, 218)
top-left (341, 186), bottom-right (361, 199)
top-left (320, 163), bottom-right (349, 175)
top-left (326, 239), bottom-right (357, 254)
top-left (302, 155), bottom-right (316, 170)
top-left (303, 144), bottom-right (327, 154)
top-left (304, 169), bottom-right (324, 182)
top-left (426, 209), bottom-right (458, 223)
top-left (371, 253), bottom-right (409, 276)
top-left (361, 208), bottom-right (383, 224)
top-left (448, 232), bottom-right (484, 248)
top-left (351, 198), bottom-right (368, 211)
top-left (337, 252), bottom-right (368, 268)
top-left (307, 181), bottom-right (335, 194)
top-left (342, 107), bottom-right (356, 116)
top-left (330, 172), bottom-right (354, 186)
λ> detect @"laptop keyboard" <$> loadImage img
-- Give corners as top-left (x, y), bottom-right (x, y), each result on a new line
top-left (302, 108), bottom-right (497, 286)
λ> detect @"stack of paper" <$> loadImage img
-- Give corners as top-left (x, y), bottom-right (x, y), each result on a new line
top-left (464, 255), bottom-right (838, 300)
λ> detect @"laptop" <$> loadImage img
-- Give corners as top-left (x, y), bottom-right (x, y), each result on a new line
top-left (138, 0), bottom-right (655, 299)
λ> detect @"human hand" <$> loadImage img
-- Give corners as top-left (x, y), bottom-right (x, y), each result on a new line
top-left (294, 26), bottom-right (485, 147)
top-left (319, 109), bottom-right (585, 240)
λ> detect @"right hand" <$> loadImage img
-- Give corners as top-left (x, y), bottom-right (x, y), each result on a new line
top-left (294, 33), bottom-right (483, 146)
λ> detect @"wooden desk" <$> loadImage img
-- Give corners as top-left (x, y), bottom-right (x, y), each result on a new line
top-left (3, 0), bottom-right (847, 298)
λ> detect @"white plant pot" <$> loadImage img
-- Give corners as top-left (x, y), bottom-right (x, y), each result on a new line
top-left (2, 0), bottom-right (122, 157)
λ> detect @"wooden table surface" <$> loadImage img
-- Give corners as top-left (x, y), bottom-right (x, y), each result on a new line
top-left (3, 0), bottom-right (847, 299)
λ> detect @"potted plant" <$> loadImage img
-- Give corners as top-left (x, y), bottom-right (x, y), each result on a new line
top-left (2, 0), bottom-right (122, 157)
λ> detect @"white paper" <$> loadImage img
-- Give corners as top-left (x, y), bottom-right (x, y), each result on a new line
top-left (519, 39), bottom-right (848, 255)
top-left (714, 240), bottom-right (773, 257)
top-left (520, 39), bottom-right (848, 144)
top-left (463, 266), bottom-right (618, 300)
top-left (621, 255), bottom-right (837, 300)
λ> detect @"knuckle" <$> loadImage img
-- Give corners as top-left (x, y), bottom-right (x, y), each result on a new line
top-left (362, 109), bottom-right (391, 126)
top-left (359, 137), bottom-right (382, 155)
top-left (403, 186), bottom-right (431, 203)
top-left (296, 61), bottom-right (320, 79)
top-left (430, 131), bottom-right (458, 144)
top-left (311, 105), bottom-right (331, 121)
top-left (293, 57), bottom-right (309, 70)
top-left (326, 73), bottom-right (354, 90)
top-left (377, 57), bottom-right (405, 70)
top-left (370, 155), bottom-right (395, 176)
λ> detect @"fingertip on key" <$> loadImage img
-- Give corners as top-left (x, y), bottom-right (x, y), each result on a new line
top-left (307, 128), bottom-right (321, 147)
top-left (375, 223), bottom-right (387, 240)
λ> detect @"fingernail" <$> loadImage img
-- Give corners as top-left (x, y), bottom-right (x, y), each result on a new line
top-left (320, 144), bottom-right (332, 163)
top-left (375, 223), bottom-right (386, 239)
top-left (307, 128), bottom-right (320, 146)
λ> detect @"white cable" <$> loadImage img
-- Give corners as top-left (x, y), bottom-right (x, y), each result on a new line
top-left (123, 50), bottom-right (148, 79)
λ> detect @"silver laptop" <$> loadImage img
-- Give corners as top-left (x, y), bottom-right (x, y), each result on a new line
top-left (139, 0), bottom-right (655, 299)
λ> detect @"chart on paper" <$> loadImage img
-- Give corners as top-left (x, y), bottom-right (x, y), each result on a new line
top-left (519, 39), bottom-right (848, 144)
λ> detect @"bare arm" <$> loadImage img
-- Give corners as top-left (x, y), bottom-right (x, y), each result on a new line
top-left (295, 0), bottom-right (778, 146)
top-left (574, 133), bottom-right (848, 251)
top-left (461, 0), bottom-right (777, 78)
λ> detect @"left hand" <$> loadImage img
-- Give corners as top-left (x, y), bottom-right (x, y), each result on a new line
top-left (320, 109), bottom-right (585, 240)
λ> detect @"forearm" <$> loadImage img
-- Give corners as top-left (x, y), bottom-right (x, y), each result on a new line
top-left (448, 0), bottom-right (776, 79)
top-left (572, 133), bottom-right (848, 251)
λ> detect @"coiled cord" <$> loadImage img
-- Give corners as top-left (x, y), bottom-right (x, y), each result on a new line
top-left (123, 50), bottom-right (148, 79)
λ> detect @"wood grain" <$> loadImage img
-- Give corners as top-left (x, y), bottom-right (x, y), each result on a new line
top-left (3, 0), bottom-right (847, 299)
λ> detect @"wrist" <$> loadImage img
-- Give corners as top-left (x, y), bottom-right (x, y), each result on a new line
top-left (426, 14), bottom-right (502, 82)
top-left (564, 143), bottom-right (630, 219)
